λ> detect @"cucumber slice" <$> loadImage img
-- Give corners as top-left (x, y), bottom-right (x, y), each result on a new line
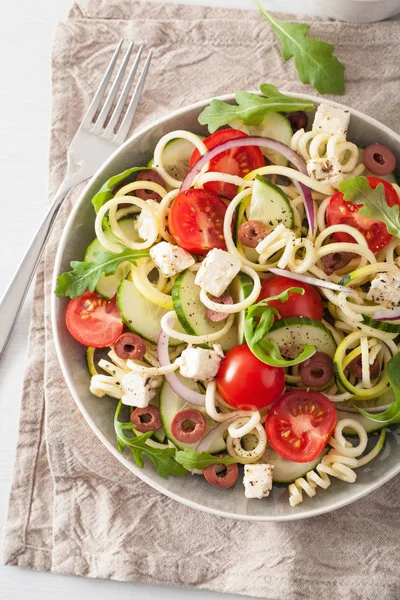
top-left (262, 447), bottom-right (326, 484)
top-left (231, 273), bottom-right (253, 344)
top-left (230, 113), bottom-right (293, 166)
top-left (86, 347), bottom-right (112, 376)
top-left (117, 279), bottom-right (181, 346)
top-left (159, 379), bottom-right (226, 452)
top-left (361, 315), bottom-right (400, 334)
top-left (84, 219), bottom-right (139, 299)
top-left (248, 175), bottom-right (294, 229)
top-left (148, 136), bottom-right (205, 181)
top-left (172, 269), bottom-right (238, 351)
top-left (149, 395), bottom-right (166, 444)
top-left (86, 347), bottom-right (97, 376)
top-left (268, 317), bottom-right (337, 359)
top-left (337, 389), bottom-right (394, 434)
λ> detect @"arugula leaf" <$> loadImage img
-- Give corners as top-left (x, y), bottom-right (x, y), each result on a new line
top-left (354, 353), bottom-right (400, 425)
top-left (254, 0), bottom-right (345, 95)
top-left (198, 84), bottom-right (313, 134)
top-left (339, 176), bottom-right (400, 238)
top-left (55, 248), bottom-right (149, 298)
top-left (244, 288), bottom-right (316, 367)
top-left (91, 167), bottom-right (148, 213)
top-left (175, 449), bottom-right (238, 471)
top-left (114, 402), bottom-right (187, 479)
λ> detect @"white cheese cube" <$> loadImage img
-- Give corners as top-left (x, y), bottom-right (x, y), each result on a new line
top-left (177, 346), bottom-right (222, 382)
top-left (150, 241), bottom-right (195, 278)
top-left (367, 272), bottom-right (400, 308)
top-left (312, 103), bottom-right (350, 136)
top-left (121, 371), bottom-right (158, 408)
top-left (243, 464), bottom-right (274, 499)
top-left (307, 156), bottom-right (344, 188)
top-left (135, 199), bottom-right (159, 241)
top-left (194, 249), bottom-right (241, 297)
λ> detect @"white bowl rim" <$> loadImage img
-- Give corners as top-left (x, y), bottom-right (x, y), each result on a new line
top-left (51, 91), bottom-right (400, 521)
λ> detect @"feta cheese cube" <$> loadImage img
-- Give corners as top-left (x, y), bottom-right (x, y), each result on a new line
top-left (150, 241), bottom-right (195, 278)
top-left (177, 345), bottom-right (223, 381)
top-left (367, 271), bottom-right (400, 308)
top-left (307, 156), bottom-right (344, 188)
top-left (195, 249), bottom-right (241, 297)
top-left (312, 103), bottom-right (350, 136)
top-left (121, 371), bottom-right (159, 408)
top-left (243, 464), bottom-right (274, 499)
top-left (135, 199), bottom-right (159, 241)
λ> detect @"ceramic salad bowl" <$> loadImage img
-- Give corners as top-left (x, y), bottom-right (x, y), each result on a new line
top-left (52, 92), bottom-right (400, 521)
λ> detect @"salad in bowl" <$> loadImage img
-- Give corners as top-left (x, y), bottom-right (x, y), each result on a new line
top-left (54, 84), bottom-right (400, 511)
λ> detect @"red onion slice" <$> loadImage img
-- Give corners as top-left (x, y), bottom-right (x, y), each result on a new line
top-left (373, 307), bottom-right (400, 321)
top-left (269, 267), bottom-right (357, 294)
top-left (181, 136), bottom-right (307, 190)
top-left (157, 327), bottom-right (205, 407)
top-left (294, 180), bottom-right (316, 236)
top-left (180, 136), bottom-right (317, 234)
top-left (196, 417), bottom-right (237, 453)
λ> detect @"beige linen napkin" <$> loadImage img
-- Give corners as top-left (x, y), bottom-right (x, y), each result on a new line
top-left (4, 1), bottom-right (400, 597)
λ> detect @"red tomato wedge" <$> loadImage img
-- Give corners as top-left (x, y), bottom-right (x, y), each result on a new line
top-left (216, 345), bottom-right (285, 411)
top-left (66, 291), bottom-right (124, 348)
top-left (168, 188), bottom-right (228, 254)
top-left (258, 275), bottom-right (324, 321)
top-left (189, 129), bottom-right (265, 199)
top-left (326, 176), bottom-right (400, 253)
top-left (265, 390), bottom-right (337, 463)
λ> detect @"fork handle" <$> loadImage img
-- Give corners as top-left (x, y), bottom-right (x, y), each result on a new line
top-left (0, 181), bottom-right (72, 363)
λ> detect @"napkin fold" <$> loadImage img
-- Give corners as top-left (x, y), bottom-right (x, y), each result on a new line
top-left (4, 1), bottom-right (400, 598)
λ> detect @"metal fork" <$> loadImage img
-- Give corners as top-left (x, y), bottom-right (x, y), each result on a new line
top-left (0, 40), bottom-right (152, 362)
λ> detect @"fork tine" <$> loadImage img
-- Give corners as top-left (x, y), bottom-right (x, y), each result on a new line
top-left (81, 39), bottom-right (123, 128)
top-left (113, 51), bottom-right (153, 145)
top-left (91, 41), bottom-right (134, 134)
top-left (105, 45), bottom-right (144, 137)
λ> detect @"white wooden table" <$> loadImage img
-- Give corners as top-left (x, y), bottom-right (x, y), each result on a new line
top-left (0, 1), bottom-right (399, 598)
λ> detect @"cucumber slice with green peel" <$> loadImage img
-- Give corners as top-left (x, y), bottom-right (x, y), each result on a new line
top-left (268, 317), bottom-right (337, 359)
top-left (286, 378), bottom-right (334, 393)
top-left (147, 136), bottom-right (205, 181)
top-left (361, 315), bottom-right (400, 334)
top-left (172, 269), bottom-right (238, 351)
top-left (230, 273), bottom-right (253, 344)
top-left (262, 447), bottom-right (326, 484)
top-left (336, 410), bottom-right (387, 434)
top-left (84, 218), bottom-right (140, 299)
top-left (159, 379), bottom-right (226, 452)
top-left (86, 347), bottom-right (112, 376)
top-left (230, 112), bottom-right (293, 166)
top-left (86, 347), bottom-right (98, 376)
top-left (117, 279), bottom-right (181, 346)
top-left (337, 391), bottom-right (392, 434)
top-left (148, 395), bottom-right (166, 444)
top-left (248, 175), bottom-right (294, 229)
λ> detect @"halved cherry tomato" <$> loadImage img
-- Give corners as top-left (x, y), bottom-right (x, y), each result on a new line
top-left (168, 188), bottom-right (227, 254)
top-left (265, 390), bottom-right (337, 463)
top-left (189, 129), bottom-right (264, 199)
top-left (65, 291), bottom-right (124, 348)
top-left (216, 344), bottom-right (285, 410)
top-left (258, 275), bottom-right (324, 321)
top-left (326, 176), bottom-right (400, 253)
